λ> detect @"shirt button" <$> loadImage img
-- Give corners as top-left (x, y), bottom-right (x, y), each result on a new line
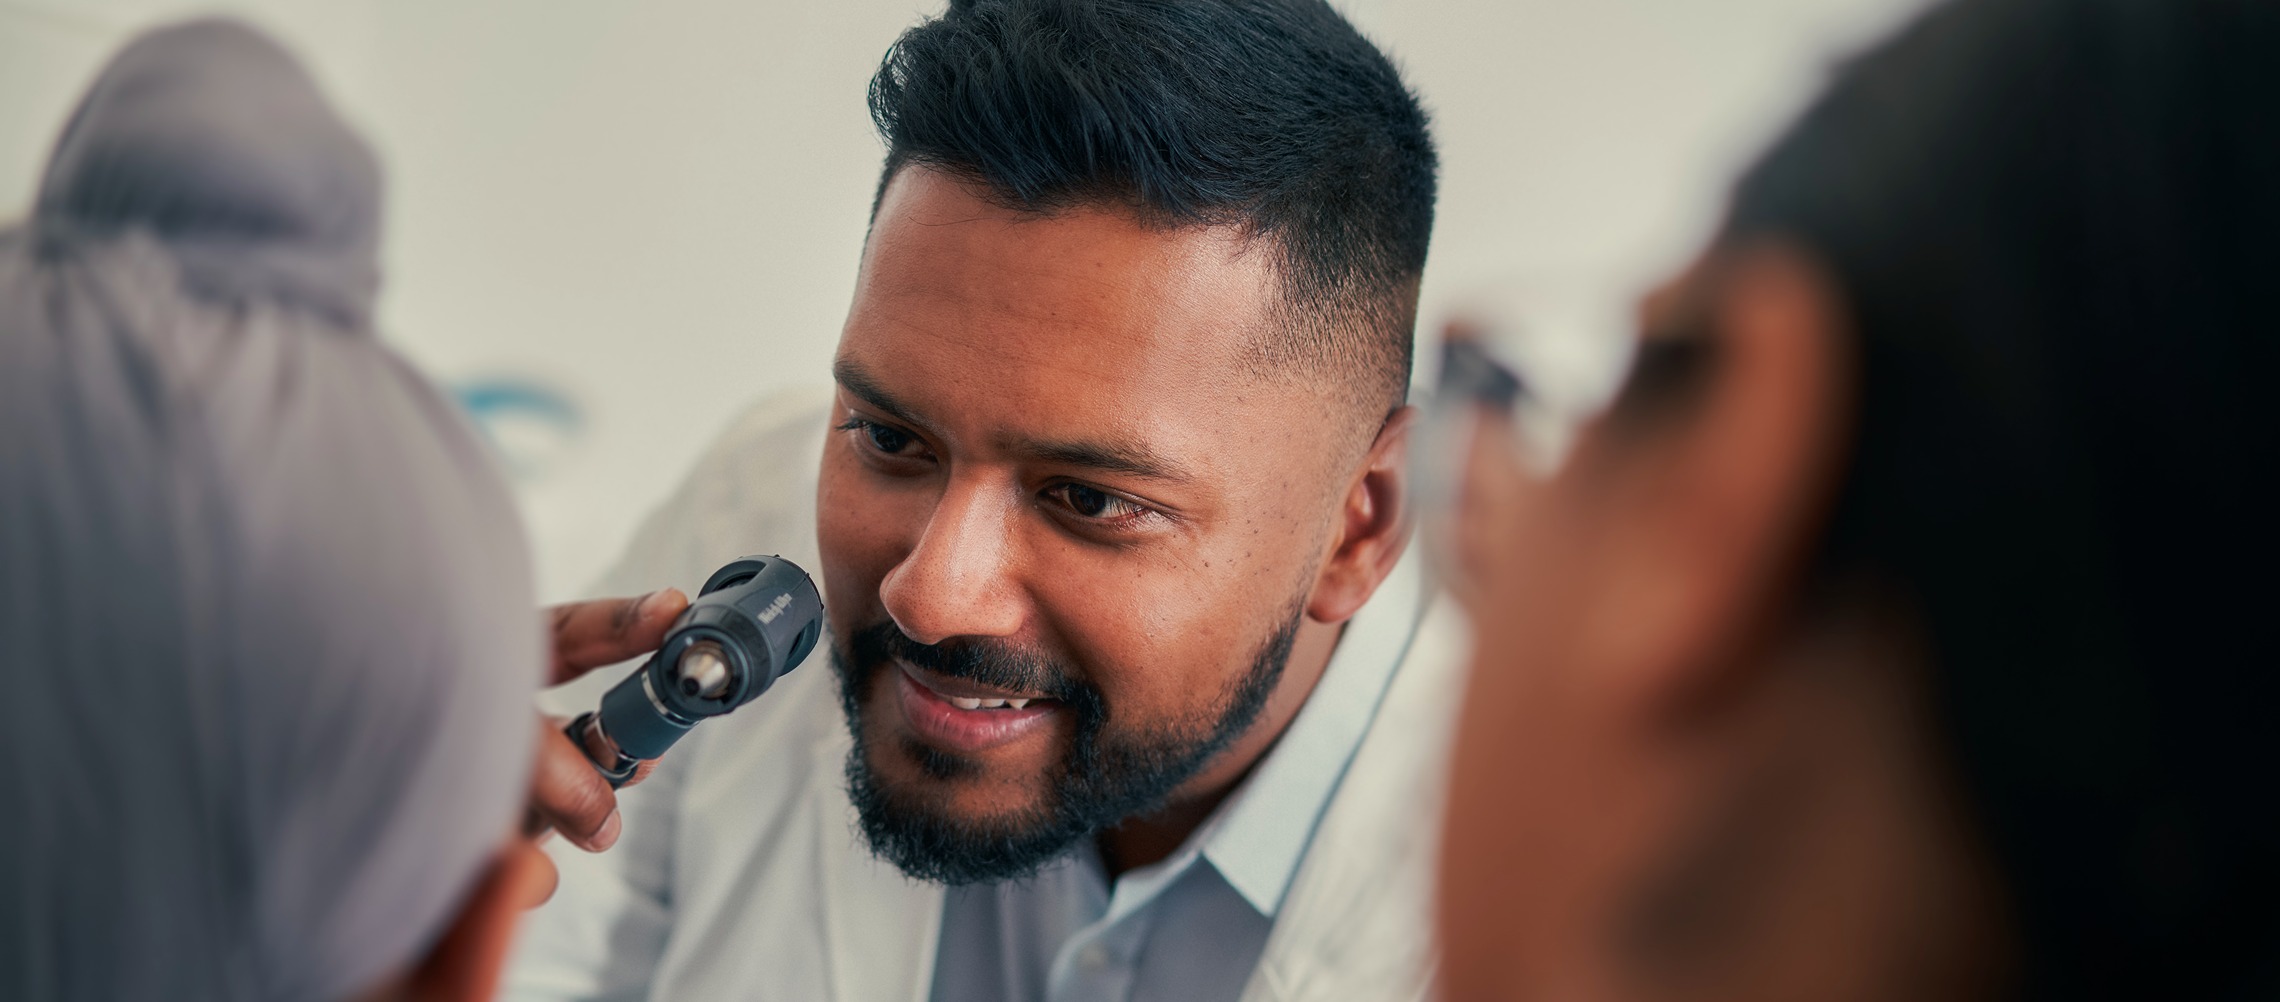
top-left (1080, 944), bottom-right (1112, 972)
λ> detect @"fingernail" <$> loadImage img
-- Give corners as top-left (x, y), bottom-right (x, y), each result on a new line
top-left (636, 589), bottom-right (674, 619)
top-left (592, 810), bottom-right (623, 851)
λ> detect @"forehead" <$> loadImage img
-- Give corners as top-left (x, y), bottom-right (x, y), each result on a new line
top-left (841, 169), bottom-right (1314, 462)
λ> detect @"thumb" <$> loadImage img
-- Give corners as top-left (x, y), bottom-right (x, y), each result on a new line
top-left (544, 588), bottom-right (689, 684)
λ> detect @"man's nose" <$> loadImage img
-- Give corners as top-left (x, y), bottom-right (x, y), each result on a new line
top-left (878, 477), bottom-right (1027, 645)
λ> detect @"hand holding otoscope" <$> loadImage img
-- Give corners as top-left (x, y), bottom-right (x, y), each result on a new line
top-left (525, 555), bottom-right (824, 854)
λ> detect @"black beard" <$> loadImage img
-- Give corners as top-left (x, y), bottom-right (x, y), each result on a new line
top-left (830, 607), bottom-right (1303, 886)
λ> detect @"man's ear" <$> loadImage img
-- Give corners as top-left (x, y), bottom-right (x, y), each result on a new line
top-left (1575, 241), bottom-right (1855, 717)
top-left (1308, 405), bottom-right (1419, 624)
top-left (385, 838), bottom-right (554, 1002)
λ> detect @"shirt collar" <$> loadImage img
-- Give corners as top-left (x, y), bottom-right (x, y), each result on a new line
top-left (1197, 547), bottom-right (1428, 917)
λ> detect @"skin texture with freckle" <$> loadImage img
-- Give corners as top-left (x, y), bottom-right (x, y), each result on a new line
top-left (817, 167), bottom-right (1409, 880)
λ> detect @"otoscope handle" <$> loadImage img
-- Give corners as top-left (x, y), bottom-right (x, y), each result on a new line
top-left (564, 710), bottom-right (641, 788)
top-left (565, 654), bottom-right (701, 788)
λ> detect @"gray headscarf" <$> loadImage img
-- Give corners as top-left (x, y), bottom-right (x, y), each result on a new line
top-left (0, 19), bottom-right (542, 1002)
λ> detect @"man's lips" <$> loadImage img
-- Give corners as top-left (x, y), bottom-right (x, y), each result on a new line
top-left (892, 661), bottom-right (1058, 754)
top-left (898, 661), bottom-right (1054, 707)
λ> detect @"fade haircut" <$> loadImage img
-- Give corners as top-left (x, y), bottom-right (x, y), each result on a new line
top-left (867, 0), bottom-right (1438, 420)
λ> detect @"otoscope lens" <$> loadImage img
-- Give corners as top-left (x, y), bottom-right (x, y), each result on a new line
top-left (676, 641), bottom-right (733, 700)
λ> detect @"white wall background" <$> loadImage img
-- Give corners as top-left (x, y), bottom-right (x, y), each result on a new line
top-left (1, 0), bottom-right (1928, 601)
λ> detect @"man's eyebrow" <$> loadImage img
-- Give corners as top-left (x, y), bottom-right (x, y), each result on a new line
top-left (1017, 437), bottom-right (1196, 485)
top-left (833, 360), bottom-right (922, 425)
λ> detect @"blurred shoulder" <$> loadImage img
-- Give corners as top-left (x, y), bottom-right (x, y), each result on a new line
top-left (1247, 596), bottom-right (1466, 1002)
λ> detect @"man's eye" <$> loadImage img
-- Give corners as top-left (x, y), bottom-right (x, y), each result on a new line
top-left (1049, 483), bottom-right (1148, 523)
top-left (866, 423), bottom-right (911, 454)
top-left (840, 418), bottom-right (915, 455)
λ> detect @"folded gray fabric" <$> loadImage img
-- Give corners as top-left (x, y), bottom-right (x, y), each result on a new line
top-left (0, 19), bottom-right (541, 1002)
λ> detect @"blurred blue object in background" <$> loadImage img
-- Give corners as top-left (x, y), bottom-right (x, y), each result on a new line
top-left (453, 375), bottom-right (585, 480)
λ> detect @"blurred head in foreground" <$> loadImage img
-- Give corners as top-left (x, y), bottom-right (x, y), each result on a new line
top-left (1437, 0), bottom-right (2277, 998)
top-left (0, 20), bottom-right (546, 1002)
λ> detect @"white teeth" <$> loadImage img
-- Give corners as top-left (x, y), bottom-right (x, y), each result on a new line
top-left (945, 694), bottom-right (1036, 710)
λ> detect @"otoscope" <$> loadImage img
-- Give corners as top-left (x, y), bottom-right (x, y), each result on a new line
top-left (566, 554), bottom-right (824, 787)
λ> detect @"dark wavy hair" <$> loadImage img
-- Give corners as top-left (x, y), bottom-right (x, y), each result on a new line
top-left (1723, 0), bottom-right (2279, 995)
top-left (867, 0), bottom-right (1437, 415)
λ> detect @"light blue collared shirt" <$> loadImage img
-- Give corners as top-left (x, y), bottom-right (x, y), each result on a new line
top-left (929, 553), bottom-right (1426, 1002)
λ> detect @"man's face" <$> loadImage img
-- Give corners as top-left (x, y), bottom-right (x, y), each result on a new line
top-left (817, 169), bottom-right (1356, 883)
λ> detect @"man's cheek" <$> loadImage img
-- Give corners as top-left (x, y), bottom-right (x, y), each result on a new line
top-left (815, 454), bottom-right (882, 547)
top-left (816, 465), bottom-right (908, 618)
top-left (1057, 595), bottom-right (1247, 710)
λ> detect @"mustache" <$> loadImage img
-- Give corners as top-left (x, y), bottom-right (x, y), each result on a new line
top-left (845, 621), bottom-right (1087, 702)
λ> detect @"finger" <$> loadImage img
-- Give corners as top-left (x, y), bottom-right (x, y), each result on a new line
top-left (623, 757), bottom-right (660, 788)
top-left (529, 854), bottom-right (560, 908)
top-left (545, 588), bottom-right (689, 684)
top-left (503, 837), bottom-right (560, 909)
top-left (529, 721), bottom-right (623, 852)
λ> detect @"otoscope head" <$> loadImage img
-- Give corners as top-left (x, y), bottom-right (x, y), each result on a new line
top-left (675, 641), bottom-right (733, 700)
top-left (572, 555), bottom-right (824, 784)
top-left (642, 554), bottom-right (823, 720)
